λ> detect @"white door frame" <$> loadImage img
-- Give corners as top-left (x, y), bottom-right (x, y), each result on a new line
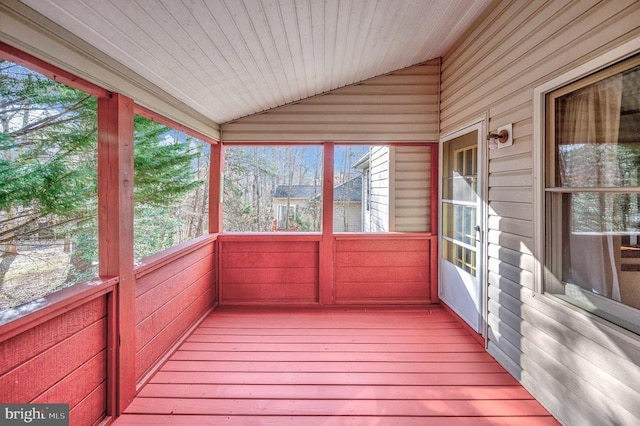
top-left (439, 117), bottom-right (488, 340)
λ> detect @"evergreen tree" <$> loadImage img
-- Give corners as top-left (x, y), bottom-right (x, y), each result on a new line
top-left (0, 60), bottom-right (208, 309)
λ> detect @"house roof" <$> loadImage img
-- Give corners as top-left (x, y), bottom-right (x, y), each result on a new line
top-left (275, 176), bottom-right (362, 202)
top-left (333, 176), bottom-right (362, 202)
top-left (273, 185), bottom-right (320, 199)
top-left (14, 0), bottom-right (492, 125)
top-left (352, 152), bottom-right (371, 170)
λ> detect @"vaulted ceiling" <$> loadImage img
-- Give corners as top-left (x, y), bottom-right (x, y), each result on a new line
top-left (17, 0), bottom-right (492, 124)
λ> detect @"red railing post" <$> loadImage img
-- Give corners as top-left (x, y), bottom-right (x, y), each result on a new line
top-left (210, 143), bottom-right (224, 234)
top-left (98, 93), bottom-right (136, 414)
top-left (319, 143), bottom-right (335, 304)
top-left (430, 143), bottom-right (440, 303)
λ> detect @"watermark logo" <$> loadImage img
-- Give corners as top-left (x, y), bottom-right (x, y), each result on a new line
top-left (1, 404), bottom-right (68, 425)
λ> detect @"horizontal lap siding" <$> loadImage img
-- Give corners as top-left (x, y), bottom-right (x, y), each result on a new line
top-left (220, 241), bottom-right (319, 304)
top-left (333, 203), bottom-right (361, 232)
top-left (394, 146), bottom-right (432, 232)
top-left (368, 146), bottom-right (390, 232)
top-left (335, 238), bottom-right (430, 303)
top-left (0, 297), bottom-right (108, 425)
top-left (221, 60), bottom-right (440, 142)
top-left (135, 242), bottom-right (216, 381)
top-left (441, 1), bottom-right (640, 424)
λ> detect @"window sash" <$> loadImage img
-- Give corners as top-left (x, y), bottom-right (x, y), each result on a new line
top-left (544, 53), bottom-right (640, 333)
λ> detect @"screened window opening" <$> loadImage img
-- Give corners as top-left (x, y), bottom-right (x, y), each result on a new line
top-left (441, 135), bottom-right (478, 276)
top-left (133, 115), bottom-right (210, 260)
top-left (335, 145), bottom-right (432, 233)
top-left (0, 59), bottom-right (98, 311)
top-left (223, 146), bottom-right (323, 232)
top-left (545, 54), bottom-right (640, 333)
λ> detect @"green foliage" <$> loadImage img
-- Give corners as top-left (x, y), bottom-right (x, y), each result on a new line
top-left (0, 156), bottom-right (95, 215)
top-left (133, 205), bottom-right (182, 259)
top-left (1, 60), bottom-right (209, 310)
top-left (133, 116), bottom-right (203, 206)
top-left (0, 61), bottom-right (97, 220)
top-left (131, 116), bottom-right (208, 258)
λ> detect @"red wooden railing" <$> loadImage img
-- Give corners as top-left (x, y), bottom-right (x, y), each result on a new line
top-left (0, 236), bottom-right (218, 425)
top-left (218, 234), bottom-right (321, 304)
top-left (334, 234), bottom-right (437, 304)
top-left (0, 231), bottom-right (438, 424)
top-left (134, 235), bottom-right (217, 385)
top-left (217, 233), bottom-right (438, 306)
top-left (0, 278), bottom-right (117, 425)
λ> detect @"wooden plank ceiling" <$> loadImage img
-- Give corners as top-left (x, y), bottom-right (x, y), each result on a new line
top-left (19, 0), bottom-right (491, 124)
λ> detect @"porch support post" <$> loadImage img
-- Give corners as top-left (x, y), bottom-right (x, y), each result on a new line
top-left (430, 143), bottom-right (439, 303)
top-left (210, 143), bottom-right (224, 234)
top-left (210, 143), bottom-right (223, 305)
top-left (319, 143), bottom-right (334, 304)
top-left (98, 93), bottom-right (136, 414)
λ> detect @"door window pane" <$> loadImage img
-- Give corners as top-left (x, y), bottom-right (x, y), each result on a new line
top-left (442, 239), bottom-right (476, 276)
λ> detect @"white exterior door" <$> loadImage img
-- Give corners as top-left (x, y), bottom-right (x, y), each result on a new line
top-left (439, 124), bottom-right (485, 334)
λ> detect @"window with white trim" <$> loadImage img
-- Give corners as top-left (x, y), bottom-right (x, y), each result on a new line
top-left (544, 54), bottom-right (640, 333)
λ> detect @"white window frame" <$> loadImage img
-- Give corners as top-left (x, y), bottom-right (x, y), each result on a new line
top-left (533, 36), bottom-right (640, 334)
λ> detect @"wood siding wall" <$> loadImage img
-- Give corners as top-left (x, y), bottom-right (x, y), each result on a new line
top-left (221, 60), bottom-right (440, 142)
top-left (219, 237), bottom-right (320, 304)
top-left (334, 236), bottom-right (434, 304)
top-left (0, 296), bottom-right (109, 425)
top-left (367, 146), bottom-right (391, 232)
top-left (441, 1), bottom-right (640, 425)
top-left (394, 146), bottom-right (432, 232)
top-left (135, 240), bottom-right (216, 382)
top-left (334, 203), bottom-right (361, 232)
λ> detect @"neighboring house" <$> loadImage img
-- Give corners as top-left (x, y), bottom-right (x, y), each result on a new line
top-left (331, 176), bottom-right (362, 232)
top-left (274, 176), bottom-right (363, 232)
top-left (271, 185), bottom-right (319, 231)
top-left (355, 146), bottom-right (431, 232)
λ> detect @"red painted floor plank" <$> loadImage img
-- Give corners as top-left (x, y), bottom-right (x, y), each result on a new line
top-left (138, 383), bottom-right (534, 400)
top-left (114, 306), bottom-right (558, 425)
top-left (192, 326), bottom-right (467, 335)
top-left (188, 334), bottom-right (472, 345)
top-left (170, 350), bottom-right (496, 362)
top-left (199, 313), bottom-right (457, 328)
top-left (124, 397), bottom-right (551, 416)
top-left (178, 342), bottom-right (485, 352)
top-left (186, 334), bottom-right (474, 344)
top-left (161, 360), bottom-right (506, 373)
top-left (150, 371), bottom-right (520, 386)
top-left (115, 415), bottom-right (560, 426)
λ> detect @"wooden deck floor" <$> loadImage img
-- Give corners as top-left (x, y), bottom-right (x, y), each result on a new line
top-left (115, 306), bottom-right (559, 425)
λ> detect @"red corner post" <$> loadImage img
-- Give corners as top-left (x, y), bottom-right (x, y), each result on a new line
top-left (319, 143), bottom-right (335, 305)
top-left (210, 143), bottom-right (224, 304)
top-left (98, 93), bottom-right (136, 414)
top-left (430, 143), bottom-right (439, 303)
top-left (210, 143), bottom-right (224, 234)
